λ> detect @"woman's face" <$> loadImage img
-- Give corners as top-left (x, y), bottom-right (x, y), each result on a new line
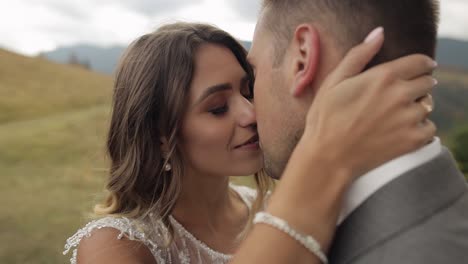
top-left (180, 43), bottom-right (263, 176)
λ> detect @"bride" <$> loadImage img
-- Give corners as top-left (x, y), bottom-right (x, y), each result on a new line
top-left (64, 22), bottom-right (435, 264)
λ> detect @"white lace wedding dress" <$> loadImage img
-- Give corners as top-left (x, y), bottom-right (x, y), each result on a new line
top-left (63, 184), bottom-right (256, 264)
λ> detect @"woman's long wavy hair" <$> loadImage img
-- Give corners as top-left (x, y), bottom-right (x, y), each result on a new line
top-left (94, 22), bottom-right (274, 242)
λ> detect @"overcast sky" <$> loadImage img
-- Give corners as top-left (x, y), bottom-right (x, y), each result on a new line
top-left (1, 0), bottom-right (467, 56)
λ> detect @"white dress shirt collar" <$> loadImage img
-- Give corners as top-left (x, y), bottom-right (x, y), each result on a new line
top-left (338, 137), bottom-right (442, 224)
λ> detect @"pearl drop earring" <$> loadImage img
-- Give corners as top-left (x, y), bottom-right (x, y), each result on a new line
top-left (164, 163), bottom-right (172, 171)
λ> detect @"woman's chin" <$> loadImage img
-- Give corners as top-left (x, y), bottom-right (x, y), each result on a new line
top-left (229, 164), bottom-right (263, 177)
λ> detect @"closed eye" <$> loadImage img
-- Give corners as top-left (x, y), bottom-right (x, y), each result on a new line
top-left (209, 105), bottom-right (228, 116)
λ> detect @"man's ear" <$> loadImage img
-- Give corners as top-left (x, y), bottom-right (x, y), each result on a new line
top-left (290, 24), bottom-right (320, 97)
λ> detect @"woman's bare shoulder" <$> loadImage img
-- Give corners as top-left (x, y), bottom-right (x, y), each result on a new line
top-left (76, 227), bottom-right (156, 264)
top-left (63, 217), bottom-right (161, 264)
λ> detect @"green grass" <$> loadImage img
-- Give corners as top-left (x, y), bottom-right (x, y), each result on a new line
top-left (0, 49), bottom-right (115, 263)
top-left (0, 105), bottom-right (111, 263)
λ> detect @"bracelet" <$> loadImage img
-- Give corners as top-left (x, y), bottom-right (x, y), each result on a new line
top-left (253, 212), bottom-right (328, 264)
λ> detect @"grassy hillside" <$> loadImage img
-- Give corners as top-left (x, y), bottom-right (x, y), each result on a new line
top-left (0, 49), bottom-right (112, 124)
top-left (0, 48), bottom-right (113, 263)
top-left (0, 107), bottom-right (111, 263)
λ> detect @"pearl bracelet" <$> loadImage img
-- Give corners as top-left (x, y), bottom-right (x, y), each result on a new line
top-left (253, 212), bottom-right (328, 264)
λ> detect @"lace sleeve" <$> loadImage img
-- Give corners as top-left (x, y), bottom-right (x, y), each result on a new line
top-left (63, 216), bottom-right (166, 264)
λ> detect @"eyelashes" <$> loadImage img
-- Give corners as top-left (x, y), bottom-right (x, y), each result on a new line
top-left (207, 79), bottom-right (254, 116)
top-left (209, 105), bottom-right (228, 116)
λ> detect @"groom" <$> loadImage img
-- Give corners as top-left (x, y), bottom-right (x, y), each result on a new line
top-left (249, 0), bottom-right (468, 263)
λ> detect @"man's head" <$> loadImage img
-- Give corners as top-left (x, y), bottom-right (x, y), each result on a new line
top-left (249, 0), bottom-right (440, 178)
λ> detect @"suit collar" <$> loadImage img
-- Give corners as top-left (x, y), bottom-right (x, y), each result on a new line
top-left (329, 148), bottom-right (467, 264)
top-left (339, 138), bottom-right (442, 223)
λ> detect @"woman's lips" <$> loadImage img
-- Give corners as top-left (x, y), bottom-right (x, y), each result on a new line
top-left (235, 134), bottom-right (260, 149)
top-left (237, 141), bottom-right (260, 150)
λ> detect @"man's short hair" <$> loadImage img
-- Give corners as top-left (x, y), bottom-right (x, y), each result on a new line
top-left (261, 0), bottom-right (440, 67)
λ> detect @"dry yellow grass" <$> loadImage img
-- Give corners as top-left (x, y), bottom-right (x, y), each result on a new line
top-left (434, 68), bottom-right (468, 86)
top-left (0, 49), bottom-right (113, 124)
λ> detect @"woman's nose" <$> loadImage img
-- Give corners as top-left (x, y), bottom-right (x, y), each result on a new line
top-left (236, 97), bottom-right (257, 128)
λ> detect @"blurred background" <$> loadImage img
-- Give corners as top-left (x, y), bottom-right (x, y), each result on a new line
top-left (1, 0), bottom-right (467, 263)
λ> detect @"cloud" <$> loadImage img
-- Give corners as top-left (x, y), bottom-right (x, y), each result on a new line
top-left (0, 0), bottom-right (153, 55)
top-left (22, 0), bottom-right (91, 20)
top-left (23, 0), bottom-right (199, 19)
top-left (227, 0), bottom-right (261, 22)
top-left (113, 0), bottom-right (202, 17)
top-left (1, 0), bottom-right (468, 56)
top-left (438, 0), bottom-right (468, 40)
top-left (45, 1), bottom-right (90, 20)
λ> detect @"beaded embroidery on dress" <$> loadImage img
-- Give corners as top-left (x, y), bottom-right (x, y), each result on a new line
top-left (63, 184), bottom-right (256, 264)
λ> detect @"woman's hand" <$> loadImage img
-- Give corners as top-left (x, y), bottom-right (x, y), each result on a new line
top-left (303, 27), bottom-right (437, 179)
top-left (270, 27), bottom-right (438, 251)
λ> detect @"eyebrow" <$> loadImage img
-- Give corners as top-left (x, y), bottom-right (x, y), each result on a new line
top-left (194, 83), bottom-right (232, 106)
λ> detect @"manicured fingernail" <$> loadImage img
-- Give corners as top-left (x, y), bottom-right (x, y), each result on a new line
top-left (432, 78), bottom-right (438, 86)
top-left (432, 60), bottom-right (438, 68)
top-left (364, 27), bottom-right (384, 43)
top-left (421, 101), bottom-right (433, 113)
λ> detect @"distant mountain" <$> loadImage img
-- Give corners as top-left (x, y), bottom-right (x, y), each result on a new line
top-left (41, 37), bottom-right (468, 75)
top-left (41, 44), bottom-right (125, 75)
top-left (436, 38), bottom-right (468, 71)
top-left (241, 40), bottom-right (252, 50)
top-left (41, 41), bottom-right (253, 75)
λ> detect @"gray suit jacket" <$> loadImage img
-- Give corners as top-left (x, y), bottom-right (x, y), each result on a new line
top-left (329, 148), bottom-right (468, 264)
